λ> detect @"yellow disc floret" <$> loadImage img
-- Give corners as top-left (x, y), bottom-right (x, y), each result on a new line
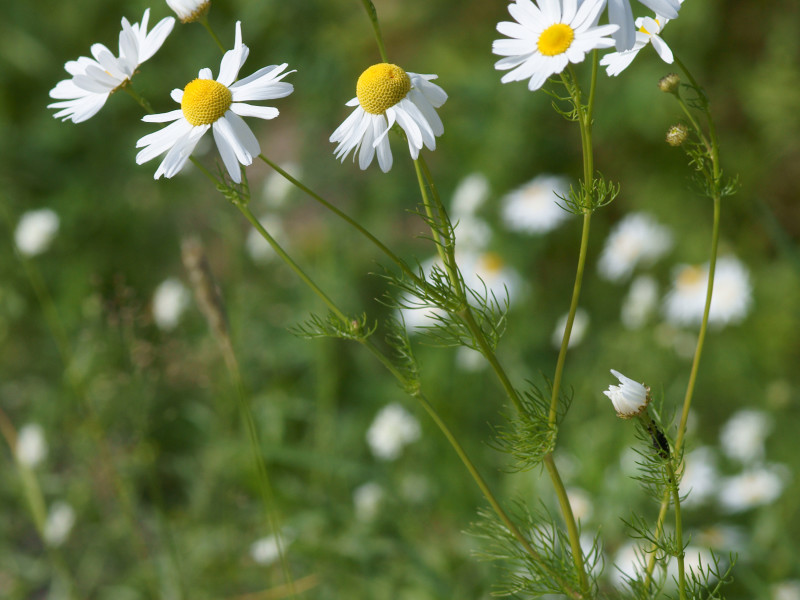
top-left (356, 63), bottom-right (411, 115)
top-left (537, 23), bottom-right (575, 56)
top-left (181, 78), bottom-right (232, 126)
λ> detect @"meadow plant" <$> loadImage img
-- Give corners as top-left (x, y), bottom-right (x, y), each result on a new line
top-left (4, 0), bottom-right (790, 597)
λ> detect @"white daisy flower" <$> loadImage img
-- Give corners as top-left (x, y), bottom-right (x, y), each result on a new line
top-left (167, 0), bottom-right (211, 23)
top-left (136, 22), bottom-right (294, 183)
top-left (717, 464), bottom-right (787, 513)
top-left (48, 9), bottom-right (174, 123)
top-left (366, 403), bottom-right (421, 461)
top-left (462, 251), bottom-right (524, 305)
top-left (600, 15), bottom-right (674, 76)
top-left (451, 173), bottom-right (490, 218)
top-left (501, 174), bottom-right (572, 234)
top-left (152, 278), bottom-right (190, 331)
top-left (719, 409), bottom-right (772, 465)
top-left (621, 275), bottom-right (659, 329)
top-left (606, 0), bottom-right (681, 51)
top-left (14, 209), bottom-right (60, 257)
top-left (663, 256), bottom-right (752, 328)
top-left (603, 369), bottom-right (649, 418)
top-left (493, 0), bottom-right (618, 92)
top-left (552, 307), bottom-right (590, 349)
top-left (598, 212), bottom-right (673, 282)
top-left (15, 423), bottom-right (48, 468)
top-left (679, 446), bottom-right (719, 507)
top-left (330, 63), bottom-right (447, 172)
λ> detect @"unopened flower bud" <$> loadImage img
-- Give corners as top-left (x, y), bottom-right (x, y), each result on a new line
top-left (658, 73), bottom-right (680, 94)
top-left (666, 124), bottom-right (689, 147)
top-left (603, 369), bottom-right (650, 419)
top-left (167, 0), bottom-right (211, 23)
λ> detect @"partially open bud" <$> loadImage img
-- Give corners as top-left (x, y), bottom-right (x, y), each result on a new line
top-left (658, 73), bottom-right (680, 94)
top-left (167, 0), bottom-right (211, 23)
top-left (666, 123), bottom-right (689, 147)
top-left (604, 369), bottom-right (650, 419)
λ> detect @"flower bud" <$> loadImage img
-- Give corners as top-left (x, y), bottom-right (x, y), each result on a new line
top-left (666, 124), bottom-right (689, 147)
top-left (167, 0), bottom-right (211, 23)
top-left (658, 73), bottom-right (680, 94)
top-left (603, 369), bottom-right (650, 419)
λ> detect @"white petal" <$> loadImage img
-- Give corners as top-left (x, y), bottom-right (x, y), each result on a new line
top-left (139, 17), bottom-right (175, 63)
top-left (651, 35), bottom-right (674, 63)
top-left (230, 103), bottom-right (279, 120)
top-left (142, 109), bottom-right (184, 123)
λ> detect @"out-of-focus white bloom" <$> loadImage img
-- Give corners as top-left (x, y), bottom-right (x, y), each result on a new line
top-left (330, 63), bottom-right (447, 172)
top-left (451, 173), bottom-right (490, 218)
top-left (501, 174), bottom-right (572, 234)
top-left (663, 256), bottom-right (752, 328)
top-left (610, 542), bottom-right (645, 589)
top-left (603, 369), bottom-right (649, 418)
top-left (152, 278), bottom-right (190, 330)
top-left (250, 532), bottom-right (292, 565)
top-left (772, 580), bottom-right (800, 600)
top-left (246, 214), bottom-right (285, 263)
top-left (719, 409), bottom-right (772, 464)
top-left (567, 488), bottom-right (593, 522)
top-left (14, 209), bottom-right (60, 257)
top-left (679, 446), bottom-right (718, 507)
top-left (598, 213), bottom-right (672, 282)
top-left (600, 15), bottom-right (674, 76)
top-left (48, 10), bottom-right (174, 123)
top-left (366, 403), bottom-right (421, 461)
top-left (15, 423), bottom-right (48, 468)
top-left (493, 0), bottom-right (618, 92)
top-left (462, 251), bottom-right (523, 305)
top-left (667, 546), bottom-right (715, 584)
top-left (694, 524), bottom-right (748, 556)
top-left (606, 0), bottom-right (681, 52)
top-left (167, 0), bottom-right (210, 23)
top-left (552, 308), bottom-right (589, 349)
top-left (717, 465), bottom-right (787, 512)
top-left (455, 346), bottom-right (487, 372)
top-left (262, 162), bottom-right (300, 207)
top-left (44, 501), bottom-right (76, 547)
top-left (454, 217), bottom-right (492, 252)
top-left (621, 275), bottom-right (659, 329)
top-left (353, 482), bottom-right (384, 521)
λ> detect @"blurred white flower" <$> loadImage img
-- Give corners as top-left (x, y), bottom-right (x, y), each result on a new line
top-left (567, 488), bottom-right (593, 522)
top-left (451, 173), bottom-right (490, 218)
top-left (601, 15), bottom-right (674, 76)
top-left (353, 482), bottom-right (384, 521)
top-left (667, 545), bottom-right (715, 584)
top-left (717, 464), bottom-right (787, 512)
top-left (250, 532), bottom-right (292, 565)
top-left (598, 213), bottom-right (672, 282)
top-left (694, 524), bottom-right (748, 556)
top-left (501, 174), bottom-right (572, 234)
top-left (366, 403), bottom-right (421, 461)
top-left (663, 256), bottom-right (752, 328)
top-left (552, 308), bottom-right (589, 349)
top-left (14, 209), bottom-right (60, 257)
top-left (606, 0), bottom-right (681, 52)
top-left (610, 542), bottom-right (645, 589)
top-left (462, 251), bottom-right (523, 305)
top-left (44, 501), bottom-right (76, 547)
top-left (455, 346), bottom-right (487, 372)
top-left (773, 580), bottom-right (800, 600)
top-left (603, 369), bottom-right (649, 418)
top-left (453, 216), bottom-right (492, 252)
top-left (679, 446), bottom-right (718, 507)
top-left (621, 275), bottom-right (659, 329)
top-left (152, 278), bottom-right (190, 331)
top-left (16, 423), bottom-right (48, 468)
top-left (246, 214), bottom-right (285, 263)
top-left (167, 0), bottom-right (211, 23)
top-left (719, 409), bottom-right (772, 464)
top-left (261, 162), bottom-right (300, 208)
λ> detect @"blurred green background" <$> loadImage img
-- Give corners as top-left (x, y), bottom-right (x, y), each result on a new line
top-left (1, 0), bottom-right (799, 598)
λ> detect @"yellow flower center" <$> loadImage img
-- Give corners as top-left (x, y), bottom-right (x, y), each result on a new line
top-left (638, 19), bottom-right (661, 36)
top-left (537, 23), bottom-right (575, 56)
top-left (678, 265), bottom-right (704, 288)
top-left (478, 252), bottom-right (505, 274)
top-left (356, 63), bottom-right (411, 115)
top-left (181, 78), bottom-right (232, 126)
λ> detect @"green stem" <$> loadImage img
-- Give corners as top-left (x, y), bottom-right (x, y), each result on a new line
top-left (359, 0), bottom-right (389, 62)
top-left (123, 85), bottom-right (154, 114)
top-left (200, 15), bottom-right (226, 53)
top-left (668, 460), bottom-right (687, 600)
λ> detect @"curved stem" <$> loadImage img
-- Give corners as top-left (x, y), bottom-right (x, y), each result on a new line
top-left (359, 0), bottom-right (389, 62)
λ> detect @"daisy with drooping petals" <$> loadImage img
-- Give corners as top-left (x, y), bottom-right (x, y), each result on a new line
top-left (48, 9), bottom-right (174, 123)
top-left (330, 63), bottom-right (447, 172)
top-left (492, 0), bottom-right (619, 92)
top-left (603, 369), bottom-right (650, 419)
top-left (600, 15), bottom-right (674, 76)
top-left (136, 22), bottom-right (294, 183)
top-left (607, 0), bottom-right (681, 51)
top-left (167, 0), bottom-right (211, 23)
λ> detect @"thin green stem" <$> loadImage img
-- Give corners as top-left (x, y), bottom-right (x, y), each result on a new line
top-left (123, 85), bottom-right (154, 114)
top-left (359, 0), bottom-right (389, 62)
top-left (200, 15), bottom-right (226, 53)
top-left (667, 461), bottom-right (687, 600)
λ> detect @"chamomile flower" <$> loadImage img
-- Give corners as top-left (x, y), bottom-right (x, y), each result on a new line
top-left (606, 0), bottom-right (681, 51)
top-left (603, 369), bottom-right (649, 418)
top-left (330, 63), bottom-right (447, 172)
top-left (48, 9), bottom-right (174, 123)
top-left (167, 0), bottom-right (210, 23)
top-left (136, 22), bottom-right (294, 183)
top-left (493, 0), bottom-right (618, 92)
top-left (600, 15), bottom-right (674, 76)
top-left (597, 212), bottom-right (673, 282)
top-left (501, 174), bottom-right (572, 234)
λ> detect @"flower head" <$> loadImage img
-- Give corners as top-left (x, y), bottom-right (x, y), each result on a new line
top-left (717, 465), bottom-right (786, 513)
top-left (493, 0), bottom-right (618, 92)
top-left (366, 403), bottom-right (421, 460)
top-left (15, 209), bottom-right (60, 256)
top-left (598, 212), bottom-right (673, 282)
top-left (501, 174), bottom-right (572, 234)
top-left (603, 369), bottom-right (649, 418)
top-left (167, 0), bottom-right (211, 23)
top-left (152, 278), bottom-right (190, 330)
top-left (136, 22), bottom-right (294, 183)
top-left (48, 9), bottom-right (174, 123)
top-left (621, 275), bottom-right (659, 329)
top-left (600, 15), bottom-right (674, 76)
top-left (719, 409), bottom-right (772, 465)
top-left (330, 63), bottom-right (447, 172)
top-left (16, 423), bottom-right (48, 468)
top-left (606, 0), bottom-right (681, 51)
